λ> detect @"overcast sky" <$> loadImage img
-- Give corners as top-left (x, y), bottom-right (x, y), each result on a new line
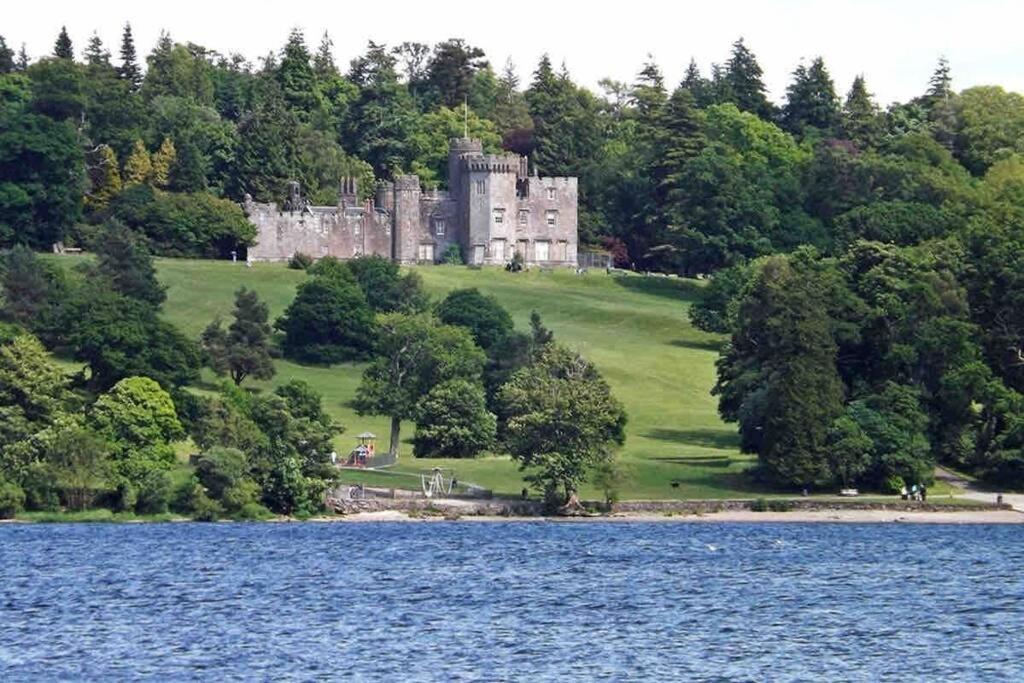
top-left (7, 0), bottom-right (1023, 105)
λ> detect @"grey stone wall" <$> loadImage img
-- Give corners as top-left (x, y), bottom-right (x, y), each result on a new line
top-left (245, 138), bottom-right (579, 267)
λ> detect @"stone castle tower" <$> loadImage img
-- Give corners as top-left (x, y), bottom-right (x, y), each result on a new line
top-left (244, 138), bottom-right (578, 267)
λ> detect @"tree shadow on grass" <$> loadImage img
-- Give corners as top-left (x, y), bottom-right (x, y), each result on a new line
top-left (644, 428), bottom-right (740, 450)
top-left (613, 274), bottom-right (705, 302)
top-left (669, 337), bottom-right (725, 352)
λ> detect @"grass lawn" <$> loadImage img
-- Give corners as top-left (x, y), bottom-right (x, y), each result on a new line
top-left (47, 256), bottom-right (766, 499)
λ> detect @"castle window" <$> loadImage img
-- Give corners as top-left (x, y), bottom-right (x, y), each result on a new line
top-left (434, 218), bottom-right (445, 236)
top-left (493, 208), bottom-right (505, 225)
top-left (546, 210), bottom-right (558, 228)
top-left (547, 187), bottom-right (556, 200)
top-left (475, 180), bottom-right (485, 194)
top-left (354, 223), bottom-right (361, 236)
top-left (535, 240), bottom-right (550, 261)
top-left (518, 210), bottom-right (528, 226)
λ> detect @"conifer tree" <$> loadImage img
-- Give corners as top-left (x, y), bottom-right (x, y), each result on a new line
top-left (86, 145), bottom-right (123, 211)
top-left (54, 26), bottom-right (73, 60)
top-left (681, 58), bottom-right (713, 108)
top-left (312, 31), bottom-right (338, 79)
top-left (925, 56), bottom-right (953, 104)
top-left (0, 36), bottom-right (14, 74)
top-left (654, 85), bottom-right (705, 202)
top-left (122, 139), bottom-right (152, 186)
top-left (631, 57), bottom-right (667, 129)
top-left (724, 38), bottom-right (772, 118)
top-left (169, 138), bottom-right (207, 192)
top-left (782, 57), bottom-right (839, 135)
top-left (150, 138), bottom-right (176, 188)
top-left (841, 75), bottom-right (881, 147)
top-left (117, 23), bottom-right (142, 91)
top-left (83, 33), bottom-right (109, 67)
top-left (277, 28), bottom-right (319, 117)
top-left (201, 288), bottom-right (275, 386)
top-left (94, 219), bottom-right (166, 308)
top-left (16, 43), bottom-right (29, 71)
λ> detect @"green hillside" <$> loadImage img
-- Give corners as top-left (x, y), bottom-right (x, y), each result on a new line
top-left (52, 255), bottom-right (761, 499)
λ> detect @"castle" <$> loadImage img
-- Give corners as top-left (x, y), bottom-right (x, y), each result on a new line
top-left (244, 138), bottom-right (579, 267)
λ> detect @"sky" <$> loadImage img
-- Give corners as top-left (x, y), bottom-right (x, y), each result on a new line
top-left (6, 0), bottom-right (1023, 105)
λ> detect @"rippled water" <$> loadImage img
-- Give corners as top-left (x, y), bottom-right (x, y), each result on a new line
top-left (1, 521), bottom-right (1022, 681)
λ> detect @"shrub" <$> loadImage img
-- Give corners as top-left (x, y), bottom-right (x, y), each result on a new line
top-left (505, 251), bottom-right (524, 272)
top-left (190, 486), bottom-right (223, 522)
top-left (21, 462), bottom-right (60, 511)
top-left (442, 244), bottom-right (464, 265)
top-left (135, 470), bottom-right (172, 514)
top-left (882, 474), bottom-right (906, 495)
top-left (196, 447), bottom-right (247, 500)
top-left (288, 252), bottom-right (314, 270)
top-left (0, 478), bottom-right (26, 518)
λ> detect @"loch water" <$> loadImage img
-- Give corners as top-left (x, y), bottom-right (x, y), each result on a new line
top-left (1, 521), bottom-right (1022, 681)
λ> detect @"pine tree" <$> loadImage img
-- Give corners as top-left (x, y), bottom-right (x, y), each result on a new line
top-left (724, 38), bottom-right (772, 118)
top-left (631, 57), bottom-right (667, 134)
top-left (681, 58), bottom-right (713, 108)
top-left (782, 57), bottom-right (839, 135)
top-left (313, 32), bottom-right (338, 80)
top-left (83, 32), bottom-right (109, 66)
top-left (54, 26), bottom-right (74, 60)
top-left (654, 85), bottom-right (705, 201)
top-left (841, 75), bottom-right (881, 148)
top-left (277, 28), bottom-right (319, 118)
top-left (925, 56), bottom-right (952, 103)
top-left (16, 43), bottom-right (29, 71)
top-left (169, 138), bottom-right (207, 192)
top-left (85, 145), bottom-right (123, 211)
top-left (201, 288), bottom-right (276, 385)
top-left (0, 36), bottom-right (14, 74)
top-left (118, 23), bottom-right (142, 91)
top-left (122, 139), bottom-right (152, 186)
top-left (94, 219), bottom-right (166, 307)
top-left (924, 57), bottom-right (956, 150)
top-left (150, 138), bottom-right (176, 188)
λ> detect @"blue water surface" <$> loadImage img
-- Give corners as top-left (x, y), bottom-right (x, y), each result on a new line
top-left (1, 521), bottom-right (1022, 681)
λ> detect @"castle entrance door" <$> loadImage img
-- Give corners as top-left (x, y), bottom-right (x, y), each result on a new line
top-left (473, 244), bottom-right (485, 264)
top-left (417, 243), bottom-right (435, 262)
top-left (491, 239), bottom-right (506, 263)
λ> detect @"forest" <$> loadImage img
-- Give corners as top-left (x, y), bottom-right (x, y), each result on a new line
top-left (2, 24), bottom-right (1024, 516)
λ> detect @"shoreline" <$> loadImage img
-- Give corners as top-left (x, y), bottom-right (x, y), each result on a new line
top-left (322, 508), bottom-right (1024, 524)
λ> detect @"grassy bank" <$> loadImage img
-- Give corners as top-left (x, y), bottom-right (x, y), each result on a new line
top-left (47, 255), bottom-right (764, 499)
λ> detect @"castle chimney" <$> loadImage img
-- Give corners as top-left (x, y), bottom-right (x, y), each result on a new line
top-left (339, 177), bottom-right (359, 208)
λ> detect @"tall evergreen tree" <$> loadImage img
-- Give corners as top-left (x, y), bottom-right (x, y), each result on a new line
top-left (681, 58), bottom-right (713, 108)
top-left (724, 38), bottom-right (773, 118)
top-left (54, 26), bottom-right (73, 60)
top-left (312, 31), bottom-right (338, 79)
top-left (631, 57), bottom-right (667, 137)
top-left (841, 75), bottom-right (881, 147)
top-left (424, 38), bottom-right (488, 109)
top-left (117, 23), bottom-right (142, 91)
top-left (0, 36), bottom-right (14, 74)
top-left (16, 44), bottom-right (29, 71)
top-left (83, 33), bottom-right (109, 67)
top-left (201, 288), bottom-right (276, 386)
top-left (276, 28), bottom-right (320, 118)
top-left (122, 139), bottom-right (152, 185)
top-left (94, 219), bottom-right (167, 308)
top-left (782, 57), bottom-right (839, 135)
top-left (654, 85), bottom-right (705, 200)
top-left (925, 56), bottom-right (953, 104)
top-left (85, 145), bottom-right (122, 211)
